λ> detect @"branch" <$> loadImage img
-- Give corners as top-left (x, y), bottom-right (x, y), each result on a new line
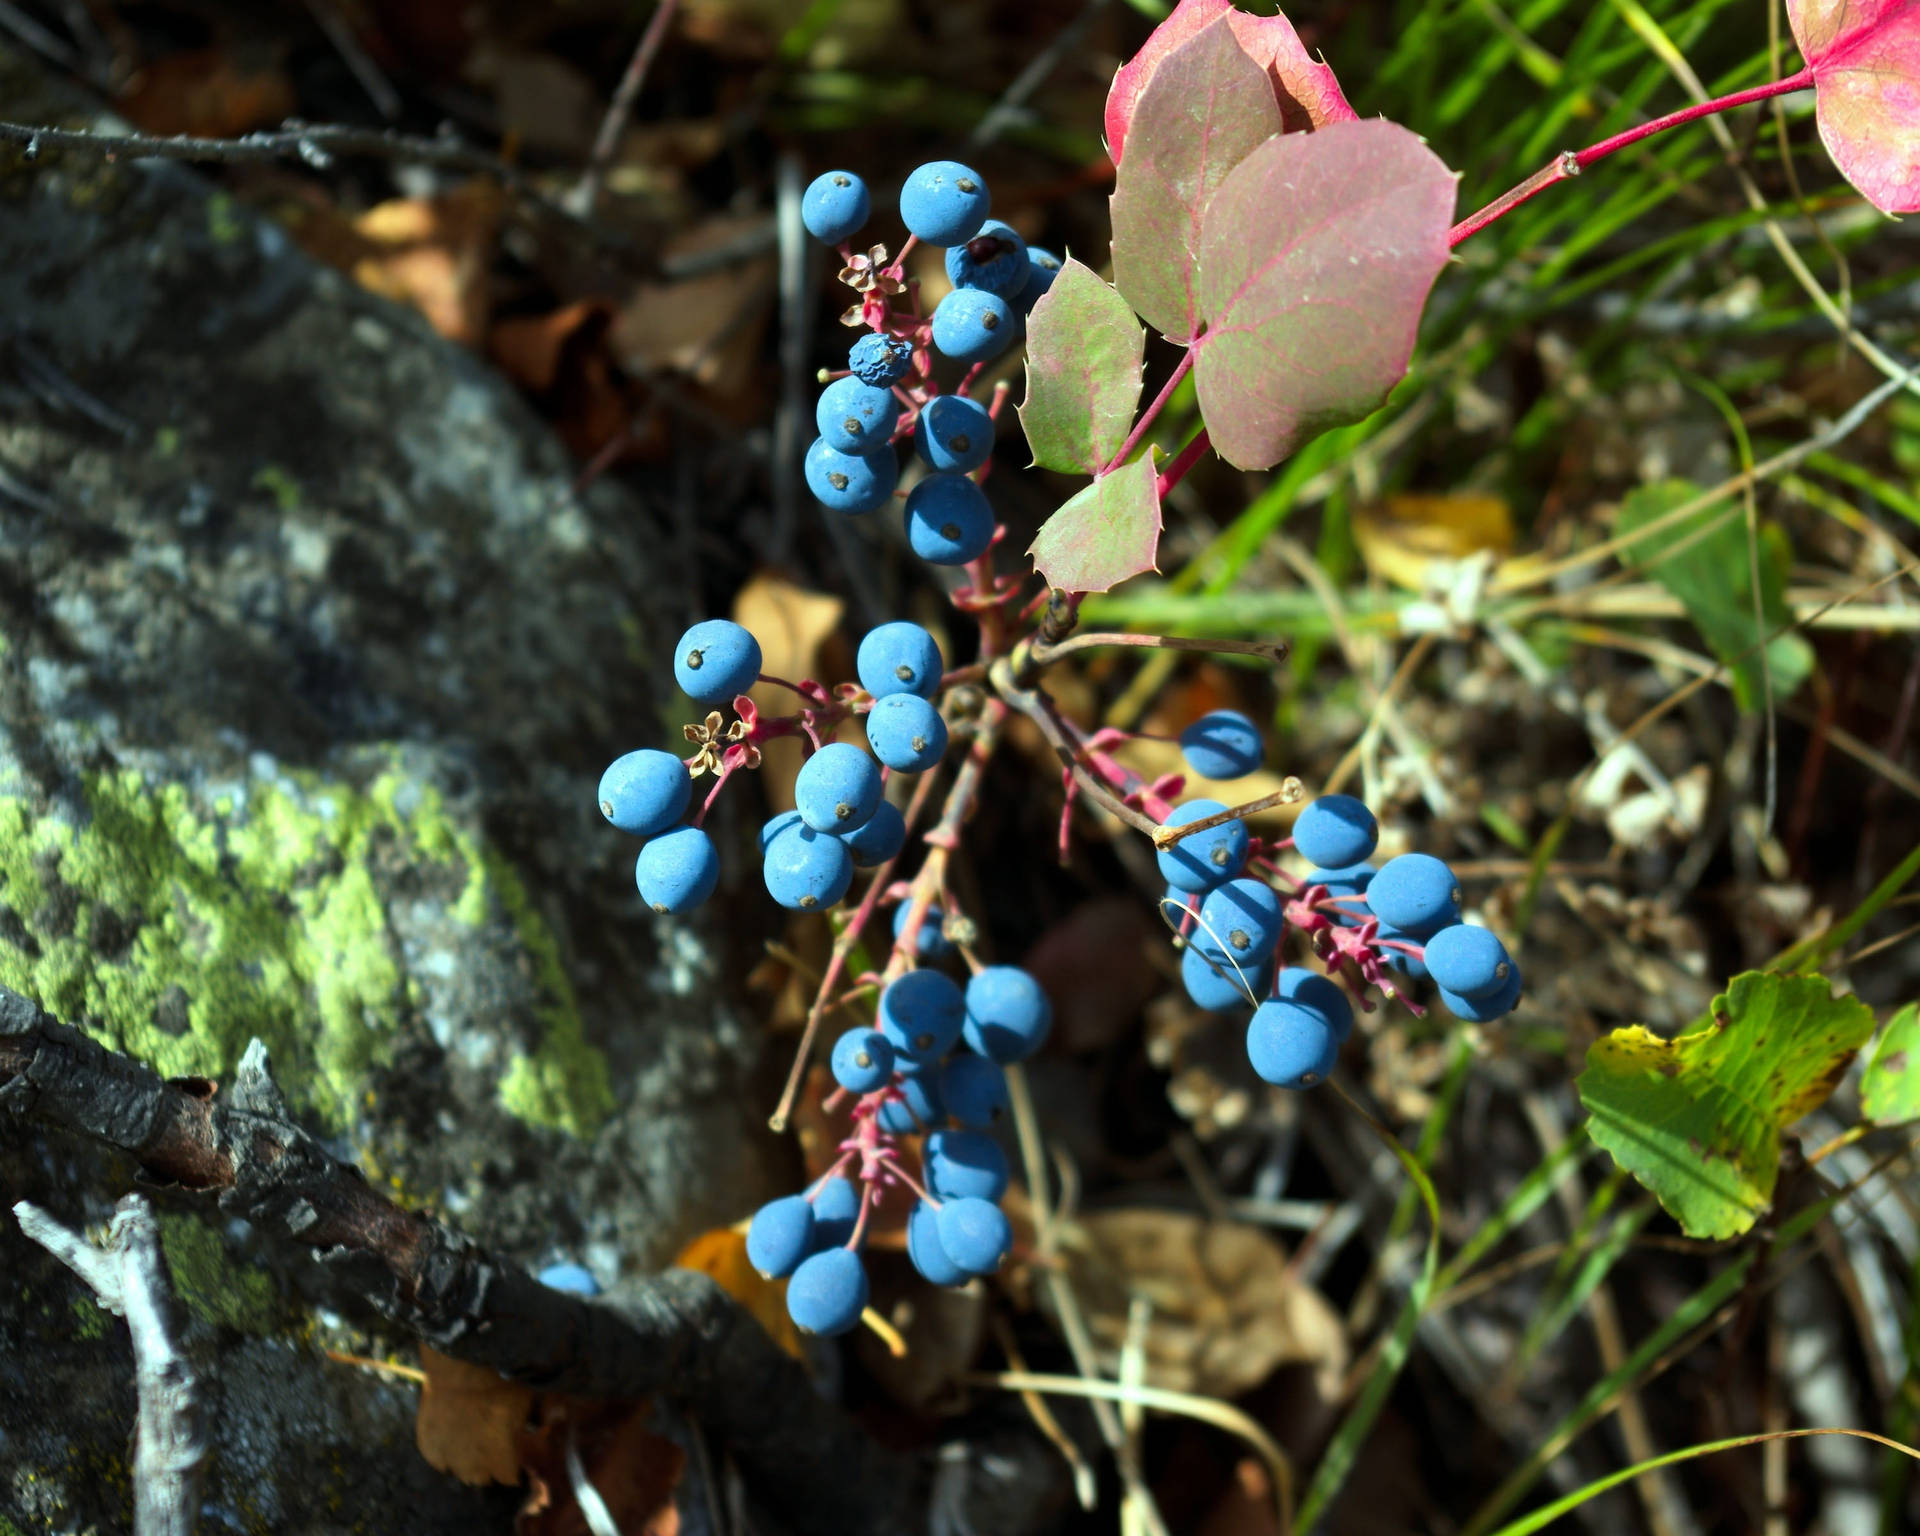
top-left (14, 1194), bottom-right (208, 1536)
top-left (0, 119), bottom-right (652, 272)
top-left (0, 985), bottom-right (909, 1536)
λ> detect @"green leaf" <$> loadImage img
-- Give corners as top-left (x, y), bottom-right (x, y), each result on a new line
top-left (1190, 120), bottom-right (1456, 471)
top-left (1615, 481), bottom-right (1815, 712)
top-left (1577, 971), bottom-right (1875, 1239)
top-left (1017, 258), bottom-right (1146, 475)
top-left (1109, 15), bottom-right (1281, 343)
top-left (1862, 1003), bottom-right (1920, 1125)
top-left (1027, 455), bottom-right (1162, 595)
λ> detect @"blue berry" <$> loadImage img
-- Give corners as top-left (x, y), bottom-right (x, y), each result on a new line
top-left (936, 1196), bottom-right (1011, 1276)
top-left (1424, 924), bottom-right (1512, 1000)
top-left (816, 376), bottom-right (900, 455)
top-left (877, 1070), bottom-right (945, 1133)
top-left (1310, 862), bottom-right (1375, 926)
top-left (866, 692), bottom-right (947, 772)
top-left (786, 1248), bottom-right (869, 1336)
top-left (924, 1128), bottom-right (1009, 1202)
top-left (893, 901), bottom-right (953, 960)
top-left (747, 1195), bottom-right (818, 1279)
top-left (848, 332), bottom-right (913, 387)
top-left (636, 826), bottom-right (719, 914)
top-left (1156, 800), bottom-right (1250, 893)
top-left (1179, 710), bottom-right (1264, 781)
top-left (878, 968), bottom-right (966, 1063)
top-left (537, 1262), bottom-right (600, 1297)
top-left (962, 966), bottom-right (1052, 1062)
top-left (840, 800), bottom-right (906, 866)
top-left (1182, 942), bottom-right (1266, 1012)
top-left (598, 749), bottom-right (692, 838)
top-left (1246, 1000), bottom-right (1340, 1089)
top-left (801, 169), bottom-right (870, 244)
top-left (830, 1027), bottom-right (895, 1093)
top-left (674, 620), bottom-right (761, 705)
top-left (908, 1198), bottom-right (968, 1286)
top-left (944, 220), bottom-right (1028, 297)
top-left (759, 808), bottom-right (803, 855)
top-left (903, 473), bottom-right (994, 566)
top-left (899, 160), bottom-right (991, 246)
top-left (1440, 964), bottom-right (1523, 1023)
top-left (1378, 923), bottom-right (1430, 982)
top-left (764, 820), bottom-right (854, 911)
top-left (857, 621), bottom-right (942, 699)
top-left (795, 742), bottom-right (883, 833)
top-left (1275, 967), bottom-right (1355, 1043)
top-left (930, 287), bottom-right (1014, 365)
top-left (940, 1054), bottom-right (1009, 1128)
top-left (810, 1175), bottom-right (860, 1246)
top-left (805, 436), bottom-right (898, 515)
top-left (1366, 853), bottom-right (1462, 935)
top-left (1293, 795), bottom-right (1378, 869)
top-left (913, 394), bottom-right (994, 474)
top-left (1195, 877), bottom-right (1284, 963)
top-left (1013, 247), bottom-right (1062, 315)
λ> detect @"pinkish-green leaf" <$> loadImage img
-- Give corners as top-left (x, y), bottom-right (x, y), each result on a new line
top-left (1191, 120), bottom-right (1456, 471)
top-left (1018, 257), bottom-right (1146, 475)
top-left (1027, 455), bottom-right (1163, 595)
top-left (1789, 0), bottom-right (1920, 213)
top-left (1111, 15), bottom-right (1281, 343)
top-left (1105, 0), bottom-right (1356, 166)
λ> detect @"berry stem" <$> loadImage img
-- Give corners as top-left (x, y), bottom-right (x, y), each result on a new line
top-left (1100, 348), bottom-right (1195, 477)
top-left (768, 769), bottom-right (944, 1134)
top-left (1448, 65), bottom-right (1815, 246)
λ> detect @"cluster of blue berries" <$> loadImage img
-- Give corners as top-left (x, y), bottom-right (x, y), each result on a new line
top-left (1149, 711), bottom-right (1522, 1090)
top-left (597, 615), bottom-right (957, 918)
top-left (758, 619), bottom-right (949, 910)
top-left (746, 961), bottom-right (1052, 1336)
top-left (800, 164), bottom-right (1061, 566)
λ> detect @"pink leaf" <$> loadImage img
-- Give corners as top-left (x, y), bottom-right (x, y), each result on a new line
top-left (1789, 0), bottom-right (1920, 213)
top-left (1105, 0), bottom-right (1356, 168)
top-left (1222, 8), bottom-right (1359, 136)
top-left (1191, 120), bottom-right (1456, 472)
top-left (1110, 15), bottom-right (1281, 343)
top-left (1027, 455), bottom-right (1163, 595)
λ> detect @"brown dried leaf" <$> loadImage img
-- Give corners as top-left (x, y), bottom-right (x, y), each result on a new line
top-left (732, 572), bottom-right (848, 809)
top-left (119, 47), bottom-right (295, 138)
top-left (516, 1397), bottom-right (683, 1536)
top-left (1064, 1210), bottom-right (1346, 1398)
top-left (415, 1344), bottom-right (533, 1486)
top-left (348, 183), bottom-right (502, 347)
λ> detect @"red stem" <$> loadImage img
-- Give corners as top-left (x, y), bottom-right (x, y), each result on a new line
top-left (1449, 65), bottom-right (1816, 247)
top-left (1101, 348), bottom-right (1196, 476)
top-left (1156, 428), bottom-right (1211, 499)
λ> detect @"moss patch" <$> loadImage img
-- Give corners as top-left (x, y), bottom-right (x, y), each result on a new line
top-left (0, 762), bottom-right (609, 1135)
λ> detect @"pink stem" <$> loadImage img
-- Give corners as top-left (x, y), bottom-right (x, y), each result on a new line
top-left (1101, 348), bottom-right (1196, 476)
top-left (1450, 66), bottom-right (1816, 246)
top-left (1156, 429), bottom-right (1211, 498)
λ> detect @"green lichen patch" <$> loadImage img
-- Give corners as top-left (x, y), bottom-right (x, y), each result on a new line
top-left (158, 1214), bottom-right (281, 1336)
top-left (0, 761), bottom-right (609, 1136)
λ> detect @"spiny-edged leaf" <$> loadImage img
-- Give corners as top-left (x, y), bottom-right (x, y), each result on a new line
top-left (1191, 120), bottom-right (1455, 471)
top-left (1616, 481), bottom-right (1814, 712)
top-left (1789, 0), bottom-right (1920, 213)
top-left (1028, 455), bottom-right (1163, 595)
top-left (1862, 1002), bottom-right (1920, 1125)
top-left (1577, 971), bottom-right (1875, 1239)
top-left (1104, 0), bottom-right (1356, 165)
top-left (1110, 15), bottom-right (1281, 343)
top-left (1018, 257), bottom-right (1146, 474)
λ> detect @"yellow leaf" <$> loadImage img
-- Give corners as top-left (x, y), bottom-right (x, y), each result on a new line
top-left (673, 1227), bottom-right (805, 1361)
top-left (1355, 492), bottom-right (1513, 590)
top-left (730, 572), bottom-right (849, 810)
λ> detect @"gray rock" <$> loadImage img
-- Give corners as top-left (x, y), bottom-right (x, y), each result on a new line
top-left (0, 41), bottom-right (779, 1535)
